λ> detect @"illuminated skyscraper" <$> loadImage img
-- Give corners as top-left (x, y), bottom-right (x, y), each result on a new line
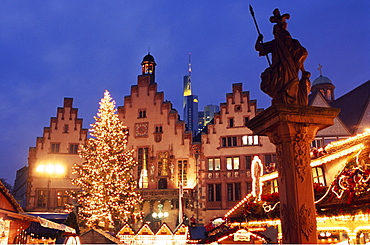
top-left (183, 54), bottom-right (199, 136)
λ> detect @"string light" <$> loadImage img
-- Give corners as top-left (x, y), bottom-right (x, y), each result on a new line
top-left (70, 90), bottom-right (143, 228)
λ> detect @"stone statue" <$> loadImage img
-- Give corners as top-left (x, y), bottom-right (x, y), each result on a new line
top-left (255, 8), bottom-right (311, 105)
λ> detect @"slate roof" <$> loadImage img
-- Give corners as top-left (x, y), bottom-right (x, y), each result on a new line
top-left (330, 80), bottom-right (370, 134)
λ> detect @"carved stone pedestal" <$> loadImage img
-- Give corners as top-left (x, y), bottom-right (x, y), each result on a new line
top-left (247, 104), bottom-right (339, 244)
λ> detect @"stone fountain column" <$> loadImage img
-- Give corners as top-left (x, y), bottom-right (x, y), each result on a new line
top-left (247, 104), bottom-right (339, 244)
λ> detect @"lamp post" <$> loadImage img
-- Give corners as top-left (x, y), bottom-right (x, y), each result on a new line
top-left (151, 204), bottom-right (168, 229)
top-left (36, 163), bottom-right (65, 211)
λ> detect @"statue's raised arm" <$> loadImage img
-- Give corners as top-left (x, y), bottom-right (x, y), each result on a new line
top-left (255, 8), bottom-right (311, 105)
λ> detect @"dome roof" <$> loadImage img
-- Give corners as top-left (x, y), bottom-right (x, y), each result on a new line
top-left (312, 75), bottom-right (333, 86)
top-left (142, 53), bottom-right (155, 63)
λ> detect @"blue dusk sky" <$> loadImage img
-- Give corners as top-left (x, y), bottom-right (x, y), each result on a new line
top-left (0, 1), bottom-right (369, 184)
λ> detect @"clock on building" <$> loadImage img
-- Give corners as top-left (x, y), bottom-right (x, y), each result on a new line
top-left (135, 123), bottom-right (148, 137)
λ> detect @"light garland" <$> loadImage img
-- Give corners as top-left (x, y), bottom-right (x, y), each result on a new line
top-left (311, 143), bottom-right (364, 167)
top-left (224, 193), bottom-right (253, 218)
top-left (325, 130), bottom-right (370, 151)
top-left (225, 132), bottom-right (369, 221)
top-left (70, 90), bottom-right (143, 228)
top-left (263, 201), bottom-right (280, 212)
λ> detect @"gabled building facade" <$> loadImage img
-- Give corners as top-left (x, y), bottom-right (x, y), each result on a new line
top-left (199, 83), bottom-right (276, 224)
top-left (14, 98), bottom-right (88, 212)
top-left (309, 71), bottom-right (370, 148)
top-left (118, 53), bottom-right (198, 230)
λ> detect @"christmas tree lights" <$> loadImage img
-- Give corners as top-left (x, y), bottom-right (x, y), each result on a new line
top-left (71, 90), bottom-right (143, 229)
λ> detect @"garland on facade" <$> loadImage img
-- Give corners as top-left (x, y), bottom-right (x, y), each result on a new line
top-left (242, 194), bottom-right (280, 221)
top-left (314, 150), bottom-right (370, 217)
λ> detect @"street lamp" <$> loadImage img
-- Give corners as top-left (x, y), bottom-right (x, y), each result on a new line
top-left (152, 204), bottom-right (168, 219)
top-left (36, 163), bottom-right (65, 211)
top-left (151, 203), bottom-right (168, 229)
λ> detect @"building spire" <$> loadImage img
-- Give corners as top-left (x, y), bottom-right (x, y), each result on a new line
top-left (188, 53), bottom-right (192, 76)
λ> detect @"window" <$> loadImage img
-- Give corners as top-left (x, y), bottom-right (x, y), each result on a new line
top-left (221, 135), bottom-right (260, 148)
top-left (312, 166), bottom-right (326, 185)
top-left (56, 190), bottom-right (69, 207)
top-left (37, 190), bottom-right (47, 207)
top-left (63, 124), bottom-right (69, 133)
top-left (208, 183), bottom-right (221, 202)
top-left (138, 148), bottom-right (149, 188)
top-left (178, 160), bottom-right (188, 186)
top-left (157, 152), bottom-right (169, 176)
top-left (242, 135), bottom-right (259, 146)
top-left (324, 137), bottom-right (337, 146)
top-left (272, 179), bottom-right (279, 193)
top-left (208, 158), bottom-right (221, 171)
top-left (245, 156), bottom-right (252, 170)
top-left (69, 144), bottom-right (78, 154)
top-left (246, 182), bottom-right (252, 194)
top-left (228, 118), bottom-right (234, 128)
top-left (226, 157), bottom-right (240, 170)
top-left (51, 143), bottom-right (60, 153)
top-left (155, 125), bottom-right (163, 133)
top-left (311, 138), bottom-right (323, 148)
top-left (264, 154), bottom-right (277, 167)
top-left (221, 136), bottom-right (237, 147)
top-left (138, 109), bottom-right (147, 118)
top-left (227, 183), bottom-right (241, 201)
top-left (244, 117), bottom-right (249, 126)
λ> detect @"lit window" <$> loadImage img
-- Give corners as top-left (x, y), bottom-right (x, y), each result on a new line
top-left (272, 179), bottom-right (279, 193)
top-left (233, 157), bottom-right (240, 170)
top-left (178, 160), bottom-right (188, 186)
top-left (227, 157), bottom-right (232, 170)
top-left (312, 166), bottom-right (326, 185)
top-left (207, 158), bottom-right (221, 171)
top-left (208, 159), bottom-right (214, 171)
top-left (138, 148), bottom-right (149, 188)
top-left (242, 135), bottom-right (259, 146)
top-left (215, 159), bottom-right (220, 170)
top-left (56, 190), bottom-right (69, 207)
top-left (226, 157), bottom-right (240, 170)
top-left (37, 190), bottom-right (47, 207)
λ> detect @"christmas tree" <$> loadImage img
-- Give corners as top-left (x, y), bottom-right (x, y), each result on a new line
top-left (71, 90), bottom-right (142, 229)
